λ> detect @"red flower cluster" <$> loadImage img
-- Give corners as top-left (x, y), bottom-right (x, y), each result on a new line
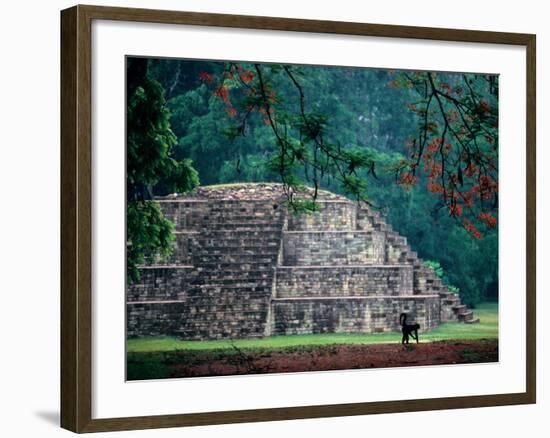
top-left (426, 122), bottom-right (439, 133)
top-left (198, 71), bottom-right (214, 84)
top-left (462, 191), bottom-right (474, 208)
top-left (214, 84), bottom-right (230, 104)
top-left (447, 109), bottom-right (459, 124)
top-left (427, 178), bottom-right (444, 194)
top-left (399, 172), bottom-right (418, 191)
top-left (440, 82), bottom-right (452, 93)
top-left (258, 106), bottom-right (274, 125)
top-left (206, 80), bottom-right (238, 119)
top-left (464, 163), bottom-right (479, 178)
top-left (478, 175), bottom-right (499, 199)
top-left (422, 138), bottom-right (443, 163)
top-left (225, 107), bottom-right (237, 118)
top-left (479, 212), bottom-right (497, 228)
top-left (449, 203), bottom-right (463, 217)
top-left (479, 100), bottom-right (491, 114)
top-left (424, 161), bottom-right (442, 178)
top-left (461, 175), bottom-right (498, 204)
top-left (464, 219), bottom-right (482, 239)
top-left (239, 69), bottom-right (254, 83)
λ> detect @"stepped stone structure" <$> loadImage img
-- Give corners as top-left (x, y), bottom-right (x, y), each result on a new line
top-left (127, 183), bottom-right (478, 340)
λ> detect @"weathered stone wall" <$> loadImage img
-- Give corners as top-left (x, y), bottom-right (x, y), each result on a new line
top-left (127, 302), bottom-right (186, 337)
top-left (129, 299), bottom-right (282, 339)
top-left (127, 266), bottom-right (192, 302)
top-left (127, 197), bottom-right (285, 338)
top-left (287, 201), bottom-right (356, 231)
top-left (270, 295), bottom-right (441, 335)
top-left (128, 296), bottom-right (273, 339)
top-left (158, 200), bottom-right (207, 230)
top-left (275, 265), bottom-right (413, 298)
top-left (282, 231), bottom-right (386, 265)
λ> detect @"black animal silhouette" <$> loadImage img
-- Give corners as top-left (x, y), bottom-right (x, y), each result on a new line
top-left (400, 313), bottom-right (420, 344)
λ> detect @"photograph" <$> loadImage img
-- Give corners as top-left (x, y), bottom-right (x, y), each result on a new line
top-left (125, 56), bottom-right (500, 380)
top-left (0, 0), bottom-right (542, 435)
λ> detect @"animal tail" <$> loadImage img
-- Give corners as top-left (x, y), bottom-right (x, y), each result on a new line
top-left (400, 313), bottom-right (406, 326)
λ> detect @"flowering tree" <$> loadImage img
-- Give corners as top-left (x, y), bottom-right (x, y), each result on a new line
top-left (389, 72), bottom-right (498, 238)
top-left (199, 65), bottom-right (498, 238)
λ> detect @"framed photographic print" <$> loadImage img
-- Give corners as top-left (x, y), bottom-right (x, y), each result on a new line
top-left (60, 4), bottom-right (536, 433)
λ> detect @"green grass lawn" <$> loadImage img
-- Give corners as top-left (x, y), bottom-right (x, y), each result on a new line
top-left (127, 302), bottom-right (498, 353)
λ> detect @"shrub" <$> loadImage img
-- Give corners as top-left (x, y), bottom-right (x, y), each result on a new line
top-left (424, 260), bottom-right (461, 295)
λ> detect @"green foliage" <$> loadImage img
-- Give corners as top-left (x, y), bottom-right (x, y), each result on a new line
top-left (424, 260), bottom-right (460, 295)
top-left (126, 201), bottom-right (174, 283)
top-left (424, 260), bottom-right (445, 278)
top-left (127, 79), bottom-right (176, 187)
top-left (126, 58), bottom-right (199, 283)
top-left (448, 285), bottom-right (460, 294)
top-left (127, 72), bottom-right (199, 194)
top-left (286, 198), bottom-right (321, 215)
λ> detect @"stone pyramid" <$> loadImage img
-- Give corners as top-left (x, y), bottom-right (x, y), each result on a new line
top-left (127, 183), bottom-right (478, 340)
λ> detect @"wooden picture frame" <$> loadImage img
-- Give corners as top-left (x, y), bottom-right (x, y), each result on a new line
top-left (60, 4), bottom-right (536, 433)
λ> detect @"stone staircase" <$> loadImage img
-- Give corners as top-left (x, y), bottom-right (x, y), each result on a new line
top-left (357, 204), bottom-right (479, 324)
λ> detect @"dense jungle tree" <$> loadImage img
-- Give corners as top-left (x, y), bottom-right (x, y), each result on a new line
top-left (126, 58), bottom-right (199, 282)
